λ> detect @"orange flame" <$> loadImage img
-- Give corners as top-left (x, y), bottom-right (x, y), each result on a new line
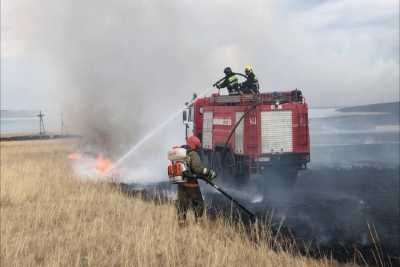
top-left (95, 154), bottom-right (113, 175)
top-left (68, 152), bottom-right (82, 160)
top-left (68, 151), bottom-right (119, 180)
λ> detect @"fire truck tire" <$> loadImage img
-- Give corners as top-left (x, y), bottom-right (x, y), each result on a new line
top-left (208, 149), bottom-right (251, 185)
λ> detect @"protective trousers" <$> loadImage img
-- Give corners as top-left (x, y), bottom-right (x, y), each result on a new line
top-left (176, 184), bottom-right (204, 224)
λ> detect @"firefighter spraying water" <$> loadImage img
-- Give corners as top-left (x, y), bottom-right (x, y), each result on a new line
top-left (168, 135), bottom-right (255, 223)
top-left (168, 66), bottom-right (310, 222)
top-left (96, 65), bottom-right (309, 223)
top-left (168, 136), bottom-right (217, 224)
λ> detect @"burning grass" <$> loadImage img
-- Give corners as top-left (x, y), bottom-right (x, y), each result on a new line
top-left (0, 140), bottom-right (358, 266)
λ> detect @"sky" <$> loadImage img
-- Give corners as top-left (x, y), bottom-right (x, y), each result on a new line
top-left (0, 0), bottom-right (399, 127)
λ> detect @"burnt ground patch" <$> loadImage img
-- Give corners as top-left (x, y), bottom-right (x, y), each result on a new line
top-left (252, 165), bottom-right (399, 265)
top-left (120, 109), bottom-right (399, 265)
top-left (120, 163), bottom-right (399, 266)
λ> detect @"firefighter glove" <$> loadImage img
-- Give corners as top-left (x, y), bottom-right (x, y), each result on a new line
top-left (207, 169), bottom-right (217, 180)
top-left (202, 168), bottom-right (217, 180)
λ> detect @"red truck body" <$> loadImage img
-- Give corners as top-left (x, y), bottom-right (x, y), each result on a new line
top-left (187, 90), bottom-right (310, 183)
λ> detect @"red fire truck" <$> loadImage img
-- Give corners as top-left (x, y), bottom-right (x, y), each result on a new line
top-left (183, 88), bottom-right (310, 185)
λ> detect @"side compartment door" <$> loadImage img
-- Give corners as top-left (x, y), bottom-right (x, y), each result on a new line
top-left (202, 111), bottom-right (213, 149)
top-left (261, 110), bottom-right (293, 153)
top-left (235, 112), bottom-right (244, 155)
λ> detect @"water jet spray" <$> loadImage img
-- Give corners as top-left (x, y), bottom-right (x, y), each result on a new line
top-left (107, 87), bottom-right (216, 174)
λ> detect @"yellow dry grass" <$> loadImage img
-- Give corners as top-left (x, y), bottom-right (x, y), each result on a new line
top-left (0, 140), bottom-right (358, 267)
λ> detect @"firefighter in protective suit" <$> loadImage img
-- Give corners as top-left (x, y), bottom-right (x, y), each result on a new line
top-left (176, 135), bottom-right (217, 224)
top-left (216, 67), bottom-right (239, 95)
top-left (240, 64), bottom-right (260, 94)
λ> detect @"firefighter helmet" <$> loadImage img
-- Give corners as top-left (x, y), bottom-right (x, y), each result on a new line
top-left (244, 64), bottom-right (253, 74)
top-left (186, 135), bottom-right (201, 150)
top-left (224, 67), bottom-right (232, 75)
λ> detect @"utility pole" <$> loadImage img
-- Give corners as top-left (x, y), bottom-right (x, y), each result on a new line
top-left (37, 111), bottom-right (46, 135)
top-left (60, 112), bottom-right (64, 135)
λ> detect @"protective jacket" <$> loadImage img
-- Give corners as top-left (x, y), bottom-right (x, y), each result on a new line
top-left (240, 72), bottom-right (259, 94)
top-left (218, 74), bottom-right (239, 94)
top-left (181, 149), bottom-right (207, 188)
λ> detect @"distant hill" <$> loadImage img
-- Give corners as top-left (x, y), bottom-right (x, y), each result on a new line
top-left (337, 102), bottom-right (399, 115)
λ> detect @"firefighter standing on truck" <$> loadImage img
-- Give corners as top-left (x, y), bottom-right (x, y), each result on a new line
top-left (176, 135), bottom-right (217, 225)
top-left (215, 67), bottom-right (239, 95)
top-left (240, 64), bottom-right (259, 94)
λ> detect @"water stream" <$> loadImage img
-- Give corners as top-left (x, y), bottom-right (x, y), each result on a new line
top-left (108, 87), bottom-right (216, 172)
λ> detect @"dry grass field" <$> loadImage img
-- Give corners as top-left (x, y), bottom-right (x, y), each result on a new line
top-left (0, 140), bottom-right (359, 267)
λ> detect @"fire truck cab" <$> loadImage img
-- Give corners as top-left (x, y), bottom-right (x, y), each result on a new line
top-left (183, 89), bottom-right (310, 185)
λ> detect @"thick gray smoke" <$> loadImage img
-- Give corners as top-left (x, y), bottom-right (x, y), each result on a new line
top-left (4, 2), bottom-right (399, 126)
top-left (2, 0), bottom-right (399, 181)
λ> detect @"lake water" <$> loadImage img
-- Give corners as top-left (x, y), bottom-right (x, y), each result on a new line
top-left (1, 107), bottom-right (398, 136)
top-left (1, 117), bottom-right (40, 135)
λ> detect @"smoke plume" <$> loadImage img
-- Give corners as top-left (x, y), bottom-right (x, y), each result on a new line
top-left (2, 0), bottom-right (399, 175)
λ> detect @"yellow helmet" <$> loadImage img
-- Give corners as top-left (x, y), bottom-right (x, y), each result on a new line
top-left (244, 64), bottom-right (253, 74)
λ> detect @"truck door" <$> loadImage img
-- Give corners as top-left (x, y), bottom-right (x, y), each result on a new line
top-left (182, 106), bottom-right (194, 137)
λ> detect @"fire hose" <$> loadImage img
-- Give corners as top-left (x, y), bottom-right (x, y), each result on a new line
top-left (203, 102), bottom-right (260, 222)
top-left (213, 73), bottom-right (259, 95)
top-left (185, 173), bottom-right (256, 221)
top-left (205, 99), bottom-right (260, 222)
top-left (199, 176), bottom-right (256, 222)
top-left (212, 72), bottom-right (248, 87)
top-left (204, 84), bottom-right (261, 222)
top-left (223, 101), bottom-right (260, 150)
top-left (215, 100), bottom-right (260, 168)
